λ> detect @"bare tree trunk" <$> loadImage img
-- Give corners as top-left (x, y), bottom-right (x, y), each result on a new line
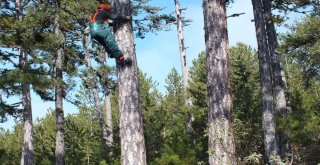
top-left (112, 0), bottom-right (147, 164)
top-left (15, 1), bottom-right (34, 165)
top-left (203, 0), bottom-right (236, 164)
top-left (252, 0), bottom-right (279, 161)
top-left (54, 9), bottom-right (65, 165)
top-left (98, 48), bottom-right (115, 154)
top-left (103, 81), bottom-right (114, 156)
top-left (173, 0), bottom-right (194, 145)
top-left (82, 34), bottom-right (111, 147)
top-left (173, 0), bottom-right (192, 107)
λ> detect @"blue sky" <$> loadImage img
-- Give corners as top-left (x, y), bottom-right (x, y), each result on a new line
top-left (0, 0), bottom-right (301, 130)
top-left (136, 0), bottom-right (257, 92)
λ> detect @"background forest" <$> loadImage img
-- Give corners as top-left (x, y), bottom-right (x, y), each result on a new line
top-left (0, 0), bottom-right (319, 165)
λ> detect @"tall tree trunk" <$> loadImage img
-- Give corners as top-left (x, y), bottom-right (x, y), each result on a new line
top-left (15, 1), bottom-right (34, 164)
top-left (262, 0), bottom-right (290, 157)
top-left (96, 44), bottom-right (115, 153)
top-left (173, 0), bottom-right (194, 145)
top-left (20, 49), bottom-right (33, 165)
top-left (262, 0), bottom-right (289, 115)
top-left (82, 34), bottom-right (111, 148)
top-left (203, 0), bottom-right (236, 164)
top-left (54, 9), bottom-right (65, 165)
top-left (252, 0), bottom-right (279, 161)
top-left (173, 0), bottom-right (192, 107)
top-left (104, 89), bottom-right (114, 156)
top-left (112, 0), bottom-right (147, 164)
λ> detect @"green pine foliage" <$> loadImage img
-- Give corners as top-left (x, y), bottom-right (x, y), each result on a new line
top-left (138, 69), bottom-right (164, 163)
top-left (229, 43), bottom-right (264, 162)
top-left (278, 15), bottom-right (320, 164)
top-left (131, 0), bottom-right (176, 38)
top-left (0, 124), bottom-right (23, 165)
top-left (153, 68), bottom-right (196, 164)
top-left (1, 1), bottom-right (320, 165)
top-left (188, 52), bottom-right (208, 163)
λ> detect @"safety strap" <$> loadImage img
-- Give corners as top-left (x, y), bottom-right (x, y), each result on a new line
top-left (89, 12), bottom-right (98, 23)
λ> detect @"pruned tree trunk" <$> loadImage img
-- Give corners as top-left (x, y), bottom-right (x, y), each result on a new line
top-left (54, 9), bottom-right (65, 165)
top-left (252, 0), bottom-right (279, 161)
top-left (15, 0), bottom-right (34, 164)
top-left (203, 0), bottom-right (236, 164)
top-left (173, 0), bottom-right (194, 145)
top-left (112, 0), bottom-right (147, 164)
top-left (173, 0), bottom-right (192, 107)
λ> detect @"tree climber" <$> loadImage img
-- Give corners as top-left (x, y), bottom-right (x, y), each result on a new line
top-left (89, 3), bottom-right (131, 64)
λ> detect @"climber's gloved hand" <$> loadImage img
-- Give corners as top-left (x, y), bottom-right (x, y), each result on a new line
top-left (125, 15), bottom-right (132, 20)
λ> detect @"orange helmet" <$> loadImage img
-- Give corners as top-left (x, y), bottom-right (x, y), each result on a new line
top-left (97, 4), bottom-right (111, 10)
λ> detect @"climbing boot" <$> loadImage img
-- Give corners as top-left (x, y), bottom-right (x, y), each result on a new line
top-left (116, 55), bottom-right (132, 66)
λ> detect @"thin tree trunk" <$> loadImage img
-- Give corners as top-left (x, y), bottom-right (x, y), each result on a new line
top-left (82, 34), bottom-right (111, 147)
top-left (54, 10), bottom-right (65, 165)
top-left (203, 0), bottom-right (236, 164)
top-left (252, 0), bottom-right (279, 161)
top-left (262, 0), bottom-right (291, 157)
top-left (20, 49), bottom-right (33, 165)
top-left (98, 48), bottom-right (115, 154)
top-left (262, 0), bottom-right (289, 115)
top-left (103, 79), bottom-right (114, 156)
top-left (15, 0), bottom-right (34, 164)
top-left (173, 0), bottom-right (194, 145)
top-left (112, 0), bottom-right (147, 164)
top-left (173, 0), bottom-right (192, 107)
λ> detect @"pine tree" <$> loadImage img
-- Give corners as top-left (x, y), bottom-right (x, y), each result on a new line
top-left (263, 0), bottom-right (289, 115)
top-left (111, 0), bottom-right (147, 164)
top-left (0, 1), bottom-right (35, 164)
top-left (278, 15), bottom-right (320, 164)
top-left (203, 0), bottom-right (236, 164)
top-left (0, 123), bottom-right (24, 164)
top-left (188, 52), bottom-right (208, 163)
top-left (137, 70), bottom-right (164, 163)
top-left (262, 0), bottom-right (291, 158)
top-left (251, 0), bottom-right (279, 161)
top-left (161, 68), bottom-right (196, 164)
top-left (230, 43), bottom-right (264, 161)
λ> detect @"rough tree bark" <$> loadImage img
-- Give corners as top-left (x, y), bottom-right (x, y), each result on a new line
top-left (15, 0), bottom-right (34, 165)
top-left (262, 0), bottom-right (289, 115)
top-left (54, 3), bottom-right (65, 164)
top-left (262, 0), bottom-right (291, 157)
top-left (252, 0), bottom-right (279, 161)
top-left (203, 0), bottom-right (236, 164)
top-left (112, 0), bottom-right (147, 164)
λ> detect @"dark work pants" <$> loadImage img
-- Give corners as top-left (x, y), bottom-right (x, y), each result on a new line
top-left (89, 22), bottom-right (123, 58)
